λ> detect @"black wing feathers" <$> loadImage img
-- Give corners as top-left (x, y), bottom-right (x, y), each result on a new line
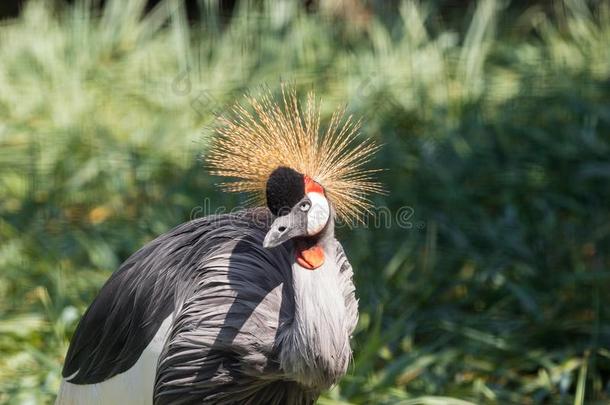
top-left (62, 218), bottom-right (213, 383)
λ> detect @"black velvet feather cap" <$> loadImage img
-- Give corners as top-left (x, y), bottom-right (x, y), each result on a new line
top-left (265, 167), bottom-right (305, 217)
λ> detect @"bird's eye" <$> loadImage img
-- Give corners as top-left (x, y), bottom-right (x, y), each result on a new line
top-left (300, 201), bottom-right (311, 211)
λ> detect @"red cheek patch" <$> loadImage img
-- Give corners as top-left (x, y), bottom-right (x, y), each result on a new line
top-left (296, 245), bottom-right (325, 270)
top-left (304, 175), bottom-right (324, 195)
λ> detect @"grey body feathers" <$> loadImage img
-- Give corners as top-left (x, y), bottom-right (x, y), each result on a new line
top-left (62, 208), bottom-right (358, 405)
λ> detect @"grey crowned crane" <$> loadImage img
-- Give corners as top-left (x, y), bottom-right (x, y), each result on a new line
top-left (56, 88), bottom-right (382, 405)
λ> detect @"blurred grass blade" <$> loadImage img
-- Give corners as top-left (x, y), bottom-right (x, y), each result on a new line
top-left (574, 352), bottom-right (588, 405)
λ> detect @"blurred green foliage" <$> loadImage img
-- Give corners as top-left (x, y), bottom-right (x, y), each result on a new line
top-left (1, 0), bottom-right (609, 403)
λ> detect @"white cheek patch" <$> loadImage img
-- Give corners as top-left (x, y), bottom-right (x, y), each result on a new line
top-left (306, 192), bottom-right (330, 235)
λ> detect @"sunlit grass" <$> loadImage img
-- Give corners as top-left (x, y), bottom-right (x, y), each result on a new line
top-left (1, 0), bottom-right (609, 404)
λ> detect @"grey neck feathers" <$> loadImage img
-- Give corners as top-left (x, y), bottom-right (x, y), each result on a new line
top-left (278, 215), bottom-right (353, 390)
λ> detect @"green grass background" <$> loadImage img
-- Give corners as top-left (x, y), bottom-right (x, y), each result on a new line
top-left (1, 0), bottom-right (609, 403)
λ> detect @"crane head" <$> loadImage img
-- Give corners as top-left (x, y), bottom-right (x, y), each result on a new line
top-left (207, 86), bottom-right (383, 227)
top-left (263, 167), bottom-right (330, 249)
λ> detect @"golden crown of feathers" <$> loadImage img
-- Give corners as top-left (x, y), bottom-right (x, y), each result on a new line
top-left (206, 86), bottom-right (383, 224)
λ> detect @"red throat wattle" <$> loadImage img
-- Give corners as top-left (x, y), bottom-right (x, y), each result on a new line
top-left (296, 245), bottom-right (325, 270)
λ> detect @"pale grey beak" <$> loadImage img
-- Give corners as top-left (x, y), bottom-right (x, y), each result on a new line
top-left (263, 213), bottom-right (301, 248)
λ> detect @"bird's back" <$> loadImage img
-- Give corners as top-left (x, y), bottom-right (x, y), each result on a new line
top-left (154, 208), bottom-right (317, 404)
